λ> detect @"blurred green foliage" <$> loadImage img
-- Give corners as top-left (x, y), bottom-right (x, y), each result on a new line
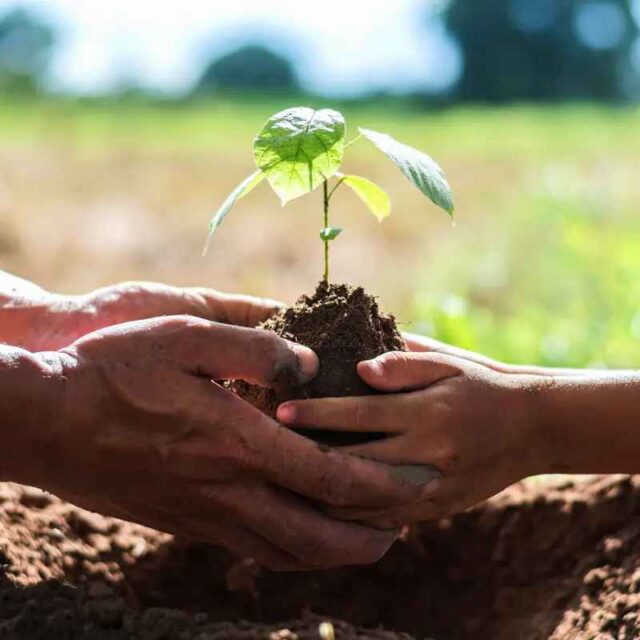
top-left (445, 0), bottom-right (639, 102)
top-left (0, 8), bottom-right (55, 95)
top-left (195, 45), bottom-right (299, 96)
top-left (0, 97), bottom-right (638, 369)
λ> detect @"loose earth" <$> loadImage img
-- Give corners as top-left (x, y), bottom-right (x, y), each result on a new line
top-left (1, 476), bottom-right (640, 639)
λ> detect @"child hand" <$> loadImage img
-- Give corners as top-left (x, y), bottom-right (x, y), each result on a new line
top-left (277, 351), bottom-right (551, 528)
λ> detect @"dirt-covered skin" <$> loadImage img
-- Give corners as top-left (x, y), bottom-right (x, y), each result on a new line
top-left (234, 281), bottom-right (405, 445)
top-left (2, 477), bottom-right (640, 639)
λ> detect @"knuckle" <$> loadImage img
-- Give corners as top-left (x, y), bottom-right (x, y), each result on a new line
top-left (167, 314), bottom-right (206, 330)
top-left (317, 466), bottom-right (353, 507)
top-left (251, 331), bottom-right (296, 383)
top-left (379, 350), bottom-right (406, 373)
top-left (252, 330), bottom-right (283, 361)
top-left (353, 402), bottom-right (374, 428)
top-left (430, 393), bottom-right (456, 425)
top-left (198, 484), bottom-right (230, 510)
top-left (214, 428), bottom-right (256, 473)
top-left (161, 315), bottom-right (214, 350)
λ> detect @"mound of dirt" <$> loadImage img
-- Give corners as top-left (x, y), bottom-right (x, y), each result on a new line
top-left (234, 281), bottom-right (405, 446)
top-left (2, 476), bottom-right (640, 639)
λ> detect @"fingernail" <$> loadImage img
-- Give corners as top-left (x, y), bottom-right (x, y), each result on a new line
top-left (290, 343), bottom-right (319, 383)
top-left (277, 403), bottom-right (297, 424)
top-left (392, 464), bottom-right (441, 489)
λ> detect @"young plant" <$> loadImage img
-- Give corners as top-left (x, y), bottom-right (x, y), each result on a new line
top-left (204, 106), bottom-right (454, 281)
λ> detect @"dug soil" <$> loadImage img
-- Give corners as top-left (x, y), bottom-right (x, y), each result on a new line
top-left (2, 476), bottom-right (640, 639)
top-left (234, 281), bottom-right (405, 446)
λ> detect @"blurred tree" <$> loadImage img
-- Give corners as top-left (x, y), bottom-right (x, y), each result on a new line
top-left (443, 0), bottom-right (639, 101)
top-left (195, 45), bottom-right (299, 95)
top-left (0, 8), bottom-right (56, 95)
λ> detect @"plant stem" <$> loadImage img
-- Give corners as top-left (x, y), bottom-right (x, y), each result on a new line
top-left (344, 133), bottom-right (363, 150)
top-left (328, 176), bottom-right (345, 200)
top-left (323, 179), bottom-right (329, 282)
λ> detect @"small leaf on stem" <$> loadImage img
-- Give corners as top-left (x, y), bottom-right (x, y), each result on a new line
top-left (339, 174), bottom-right (391, 222)
top-left (254, 107), bottom-right (346, 204)
top-left (359, 128), bottom-right (454, 216)
top-left (320, 226), bottom-right (343, 241)
top-left (203, 170), bottom-right (264, 256)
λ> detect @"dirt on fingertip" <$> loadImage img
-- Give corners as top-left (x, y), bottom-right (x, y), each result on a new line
top-left (234, 280), bottom-right (406, 446)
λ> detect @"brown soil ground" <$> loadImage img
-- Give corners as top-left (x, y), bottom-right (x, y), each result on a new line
top-left (2, 475), bottom-right (640, 639)
top-left (235, 282), bottom-right (405, 446)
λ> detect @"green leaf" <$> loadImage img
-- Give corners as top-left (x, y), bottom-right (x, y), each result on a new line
top-left (202, 170), bottom-right (264, 256)
top-left (359, 128), bottom-right (454, 216)
top-left (320, 226), bottom-right (343, 241)
top-left (339, 174), bottom-right (391, 222)
top-left (254, 107), bottom-right (346, 204)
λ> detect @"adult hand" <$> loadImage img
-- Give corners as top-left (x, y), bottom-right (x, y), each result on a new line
top-left (1, 274), bottom-right (282, 350)
top-left (5, 318), bottom-right (432, 570)
top-left (277, 350), bottom-right (550, 529)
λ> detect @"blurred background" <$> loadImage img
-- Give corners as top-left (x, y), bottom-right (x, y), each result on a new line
top-left (1, 0), bottom-right (639, 367)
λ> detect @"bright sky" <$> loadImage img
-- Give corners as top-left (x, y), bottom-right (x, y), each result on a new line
top-left (4, 0), bottom-right (460, 96)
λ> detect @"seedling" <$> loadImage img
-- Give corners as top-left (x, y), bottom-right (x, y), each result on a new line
top-left (204, 106), bottom-right (454, 281)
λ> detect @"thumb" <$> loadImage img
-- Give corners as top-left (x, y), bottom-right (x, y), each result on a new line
top-left (189, 289), bottom-right (284, 327)
top-left (358, 351), bottom-right (463, 392)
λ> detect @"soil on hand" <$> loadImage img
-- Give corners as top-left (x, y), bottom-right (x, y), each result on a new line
top-left (234, 281), bottom-right (405, 445)
top-left (2, 476), bottom-right (640, 639)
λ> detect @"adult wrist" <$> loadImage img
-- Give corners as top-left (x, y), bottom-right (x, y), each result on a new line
top-left (1, 292), bottom-right (92, 351)
top-left (0, 346), bottom-right (66, 485)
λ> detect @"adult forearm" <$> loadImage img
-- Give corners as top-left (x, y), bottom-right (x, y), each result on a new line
top-left (1, 271), bottom-right (59, 348)
top-left (0, 270), bottom-right (90, 351)
top-left (0, 345), bottom-right (61, 485)
top-left (538, 372), bottom-right (640, 474)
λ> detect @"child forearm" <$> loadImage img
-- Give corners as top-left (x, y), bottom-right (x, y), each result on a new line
top-left (539, 372), bottom-right (640, 474)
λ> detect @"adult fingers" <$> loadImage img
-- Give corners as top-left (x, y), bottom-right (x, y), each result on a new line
top-left (105, 496), bottom-right (311, 571)
top-left (188, 288), bottom-right (284, 327)
top-left (358, 351), bottom-right (462, 392)
top-left (330, 477), bottom-right (464, 527)
top-left (174, 516), bottom-right (311, 572)
top-left (252, 407), bottom-right (436, 509)
top-left (207, 482), bottom-right (398, 568)
top-left (335, 436), bottom-right (424, 464)
top-left (163, 389), bottom-right (433, 511)
top-left (164, 318), bottom-right (318, 387)
top-left (361, 480), bottom-right (478, 528)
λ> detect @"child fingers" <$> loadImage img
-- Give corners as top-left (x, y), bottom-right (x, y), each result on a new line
top-left (277, 396), bottom-right (408, 433)
top-left (358, 352), bottom-right (463, 392)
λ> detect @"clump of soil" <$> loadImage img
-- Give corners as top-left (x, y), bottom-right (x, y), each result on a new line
top-left (235, 281), bottom-right (405, 445)
top-left (2, 477), bottom-right (640, 639)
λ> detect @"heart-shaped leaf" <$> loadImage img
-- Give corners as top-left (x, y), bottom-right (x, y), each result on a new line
top-left (359, 128), bottom-right (454, 216)
top-left (254, 107), bottom-right (346, 204)
top-left (203, 170), bottom-right (264, 256)
top-left (339, 174), bottom-right (391, 222)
